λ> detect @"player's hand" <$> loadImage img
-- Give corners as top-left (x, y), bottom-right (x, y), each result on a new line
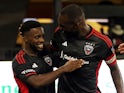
top-left (61, 59), bottom-right (84, 72)
top-left (118, 43), bottom-right (124, 53)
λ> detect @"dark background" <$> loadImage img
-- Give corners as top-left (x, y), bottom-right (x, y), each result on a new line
top-left (0, 0), bottom-right (124, 60)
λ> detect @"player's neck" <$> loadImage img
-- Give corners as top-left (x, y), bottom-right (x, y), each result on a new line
top-left (80, 25), bottom-right (91, 36)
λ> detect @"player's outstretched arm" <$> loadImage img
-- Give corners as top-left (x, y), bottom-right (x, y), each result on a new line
top-left (26, 59), bottom-right (84, 88)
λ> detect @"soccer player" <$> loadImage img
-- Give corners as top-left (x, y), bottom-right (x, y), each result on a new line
top-left (12, 20), bottom-right (84, 93)
top-left (51, 4), bottom-right (124, 93)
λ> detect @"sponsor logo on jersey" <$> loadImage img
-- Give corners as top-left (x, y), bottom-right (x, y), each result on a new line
top-left (21, 69), bottom-right (35, 74)
top-left (62, 41), bottom-right (67, 46)
top-left (44, 55), bottom-right (52, 66)
top-left (60, 50), bottom-right (89, 64)
top-left (60, 50), bottom-right (77, 60)
top-left (84, 42), bottom-right (95, 55)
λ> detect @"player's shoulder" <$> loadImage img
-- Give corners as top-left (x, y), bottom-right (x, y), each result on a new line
top-left (92, 28), bottom-right (112, 47)
top-left (13, 50), bottom-right (26, 65)
top-left (92, 28), bottom-right (107, 38)
top-left (54, 26), bottom-right (60, 33)
top-left (54, 27), bottom-right (63, 35)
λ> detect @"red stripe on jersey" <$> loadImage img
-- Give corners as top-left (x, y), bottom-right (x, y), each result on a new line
top-left (96, 60), bottom-right (102, 86)
top-left (14, 76), bottom-right (29, 93)
top-left (16, 55), bottom-right (22, 64)
top-left (54, 26), bottom-right (60, 33)
top-left (20, 50), bottom-right (26, 64)
top-left (87, 29), bottom-right (112, 48)
top-left (108, 60), bottom-right (116, 66)
top-left (86, 29), bottom-right (94, 38)
top-left (106, 53), bottom-right (117, 66)
top-left (16, 50), bottom-right (26, 64)
top-left (26, 72), bottom-right (37, 77)
top-left (106, 53), bottom-right (114, 61)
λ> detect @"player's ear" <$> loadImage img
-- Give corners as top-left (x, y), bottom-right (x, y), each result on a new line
top-left (23, 36), bottom-right (28, 42)
top-left (20, 32), bottom-right (28, 42)
top-left (20, 32), bottom-right (24, 39)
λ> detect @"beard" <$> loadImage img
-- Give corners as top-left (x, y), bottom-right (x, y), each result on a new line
top-left (63, 30), bottom-right (80, 39)
top-left (29, 43), bottom-right (49, 57)
top-left (29, 43), bottom-right (43, 53)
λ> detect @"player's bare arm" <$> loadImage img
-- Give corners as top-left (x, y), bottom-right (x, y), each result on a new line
top-left (109, 63), bottom-right (124, 93)
top-left (26, 59), bottom-right (84, 88)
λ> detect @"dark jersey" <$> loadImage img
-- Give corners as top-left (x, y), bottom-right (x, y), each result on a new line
top-left (51, 27), bottom-right (117, 93)
top-left (12, 50), bottom-right (55, 93)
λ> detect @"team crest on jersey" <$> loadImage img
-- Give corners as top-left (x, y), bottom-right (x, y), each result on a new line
top-left (44, 55), bottom-right (52, 66)
top-left (84, 42), bottom-right (95, 55)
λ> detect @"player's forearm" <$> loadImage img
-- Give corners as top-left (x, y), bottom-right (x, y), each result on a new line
top-left (111, 68), bottom-right (124, 93)
top-left (27, 59), bottom-right (83, 88)
top-left (37, 66), bottom-right (65, 86)
top-left (27, 66), bottom-right (65, 88)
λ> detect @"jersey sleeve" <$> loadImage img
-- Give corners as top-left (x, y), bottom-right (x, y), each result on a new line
top-left (12, 56), bottom-right (37, 82)
top-left (102, 37), bottom-right (117, 66)
top-left (104, 46), bottom-right (117, 66)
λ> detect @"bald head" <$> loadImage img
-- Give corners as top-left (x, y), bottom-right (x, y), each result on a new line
top-left (58, 4), bottom-right (89, 38)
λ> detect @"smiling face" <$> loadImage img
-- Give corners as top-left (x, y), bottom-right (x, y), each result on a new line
top-left (23, 27), bottom-right (45, 52)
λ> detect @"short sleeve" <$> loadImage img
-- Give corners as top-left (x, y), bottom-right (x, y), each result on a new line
top-left (12, 58), bottom-right (37, 82)
top-left (104, 46), bottom-right (117, 66)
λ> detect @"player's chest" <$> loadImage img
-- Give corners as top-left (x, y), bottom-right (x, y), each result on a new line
top-left (28, 56), bottom-right (53, 73)
top-left (59, 40), bottom-right (100, 57)
top-left (59, 40), bottom-right (103, 67)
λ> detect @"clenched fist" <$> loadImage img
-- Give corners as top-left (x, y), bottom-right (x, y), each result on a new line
top-left (61, 59), bottom-right (84, 72)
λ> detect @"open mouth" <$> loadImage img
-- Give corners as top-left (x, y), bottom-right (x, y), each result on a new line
top-left (37, 44), bottom-right (44, 49)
